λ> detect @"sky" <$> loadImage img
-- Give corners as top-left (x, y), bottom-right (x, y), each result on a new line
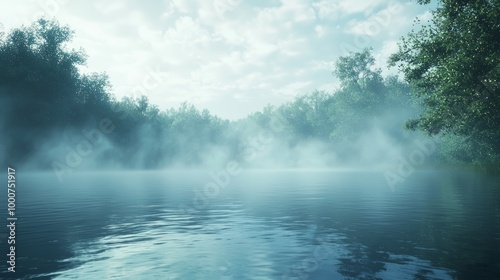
top-left (0, 0), bottom-right (434, 120)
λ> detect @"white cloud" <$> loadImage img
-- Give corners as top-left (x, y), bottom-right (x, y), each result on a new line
top-left (312, 0), bottom-right (386, 20)
top-left (274, 81), bottom-right (312, 97)
top-left (373, 40), bottom-right (400, 77)
top-left (0, 0), bottom-right (432, 119)
top-left (170, 0), bottom-right (195, 14)
top-left (337, 0), bottom-right (386, 14)
top-left (164, 16), bottom-right (212, 45)
top-left (312, 1), bottom-right (340, 21)
top-left (94, 2), bottom-right (126, 15)
top-left (315, 24), bottom-right (326, 37)
top-left (347, 2), bottom-right (412, 37)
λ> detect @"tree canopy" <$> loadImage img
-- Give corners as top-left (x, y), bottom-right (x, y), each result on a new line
top-left (389, 0), bottom-right (500, 162)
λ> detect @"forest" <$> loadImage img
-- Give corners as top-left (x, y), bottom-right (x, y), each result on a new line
top-left (1, 0), bottom-right (499, 179)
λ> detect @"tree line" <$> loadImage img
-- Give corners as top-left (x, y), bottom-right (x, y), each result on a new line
top-left (1, 0), bottom-right (498, 170)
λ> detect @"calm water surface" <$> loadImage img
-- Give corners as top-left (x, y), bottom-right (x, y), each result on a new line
top-left (1, 170), bottom-right (499, 279)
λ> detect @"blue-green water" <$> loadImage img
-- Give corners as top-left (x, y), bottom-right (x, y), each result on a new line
top-left (1, 170), bottom-right (499, 279)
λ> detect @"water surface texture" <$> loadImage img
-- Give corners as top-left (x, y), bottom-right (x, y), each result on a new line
top-left (1, 170), bottom-right (499, 279)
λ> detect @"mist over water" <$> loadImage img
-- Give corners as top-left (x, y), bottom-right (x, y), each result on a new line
top-left (13, 88), bottom-right (428, 182)
top-left (1, 27), bottom-right (427, 176)
top-left (1, 1), bottom-right (500, 278)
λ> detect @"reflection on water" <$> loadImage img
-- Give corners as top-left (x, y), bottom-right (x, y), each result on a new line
top-left (53, 211), bottom-right (453, 280)
top-left (0, 170), bottom-right (498, 279)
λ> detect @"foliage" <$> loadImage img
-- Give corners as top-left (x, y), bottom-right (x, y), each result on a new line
top-left (0, 19), bottom-right (103, 162)
top-left (389, 0), bottom-right (500, 163)
top-left (4, 18), bottom-right (487, 169)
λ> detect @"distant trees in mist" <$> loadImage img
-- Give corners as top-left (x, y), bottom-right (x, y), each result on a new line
top-left (1, 0), bottom-right (499, 171)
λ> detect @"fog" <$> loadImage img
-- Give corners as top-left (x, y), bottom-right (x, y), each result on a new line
top-left (8, 87), bottom-right (430, 184)
top-left (0, 19), bottom-right (450, 183)
top-left (2, 2), bottom-right (500, 279)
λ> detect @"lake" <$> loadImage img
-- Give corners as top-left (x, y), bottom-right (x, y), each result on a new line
top-left (1, 169), bottom-right (499, 279)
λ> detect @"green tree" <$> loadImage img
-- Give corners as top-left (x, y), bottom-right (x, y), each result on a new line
top-left (330, 49), bottom-right (415, 142)
top-left (0, 19), bottom-right (119, 166)
top-left (389, 0), bottom-right (500, 162)
top-left (279, 91), bottom-right (335, 141)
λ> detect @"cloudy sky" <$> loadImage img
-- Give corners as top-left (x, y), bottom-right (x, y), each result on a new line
top-left (0, 0), bottom-right (434, 120)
